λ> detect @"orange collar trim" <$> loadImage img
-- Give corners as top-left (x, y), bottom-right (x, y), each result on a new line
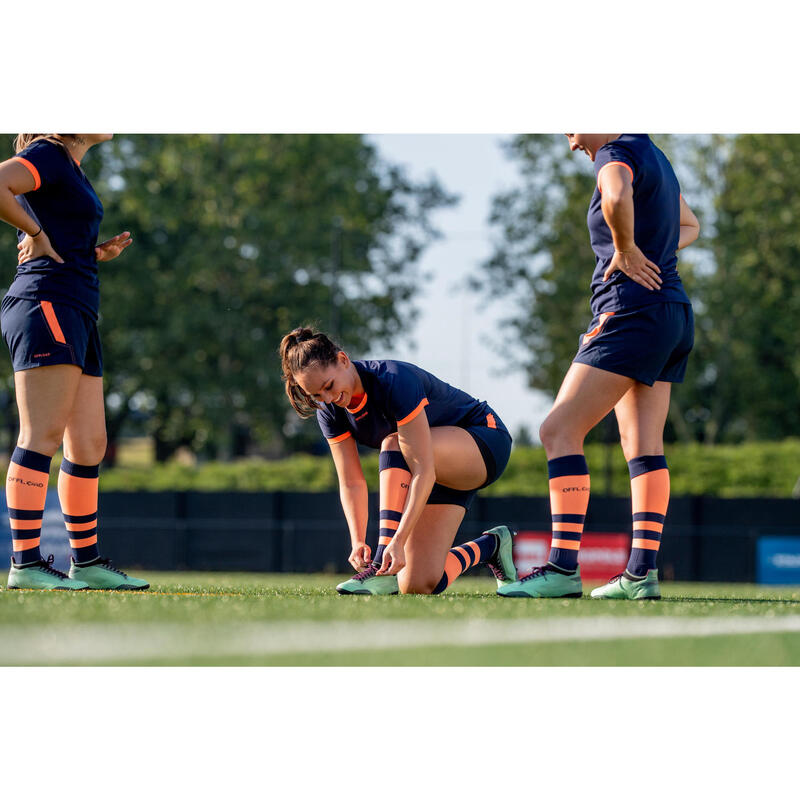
top-left (347, 393), bottom-right (368, 414)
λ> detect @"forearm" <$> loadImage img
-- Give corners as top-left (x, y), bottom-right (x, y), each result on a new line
top-left (339, 480), bottom-right (369, 545)
top-left (0, 188), bottom-right (39, 236)
top-left (601, 188), bottom-right (636, 252)
top-left (391, 468), bottom-right (436, 547)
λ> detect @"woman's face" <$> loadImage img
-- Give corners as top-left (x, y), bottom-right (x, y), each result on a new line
top-left (295, 351), bottom-right (358, 408)
top-left (565, 134), bottom-right (607, 161)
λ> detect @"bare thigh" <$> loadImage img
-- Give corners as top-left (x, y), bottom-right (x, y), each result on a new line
top-left (539, 363), bottom-right (635, 458)
top-left (614, 381), bottom-right (672, 460)
top-left (63, 375), bottom-right (107, 465)
top-left (14, 364), bottom-right (83, 456)
top-left (430, 426), bottom-right (487, 490)
top-left (399, 504), bottom-right (466, 594)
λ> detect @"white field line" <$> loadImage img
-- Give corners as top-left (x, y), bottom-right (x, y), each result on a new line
top-left (0, 615), bottom-right (799, 664)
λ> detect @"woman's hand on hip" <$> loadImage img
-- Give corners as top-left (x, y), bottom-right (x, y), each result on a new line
top-left (348, 543), bottom-right (372, 571)
top-left (376, 539), bottom-right (406, 576)
top-left (604, 246), bottom-right (662, 290)
top-left (17, 231), bottom-right (63, 265)
top-left (95, 231), bottom-right (133, 262)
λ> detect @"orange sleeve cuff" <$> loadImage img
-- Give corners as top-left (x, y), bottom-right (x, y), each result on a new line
top-left (12, 157), bottom-right (41, 191)
top-left (327, 432), bottom-right (352, 444)
top-left (596, 160), bottom-right (634, 192)
top-left (397, 398), bottom-right (429, 426)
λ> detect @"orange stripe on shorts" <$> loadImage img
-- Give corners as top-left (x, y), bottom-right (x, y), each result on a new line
top-left (40, 301), bottom-right (67, 344)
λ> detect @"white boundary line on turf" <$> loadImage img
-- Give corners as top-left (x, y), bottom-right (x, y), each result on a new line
top-left (1, 614), bottom-right (799, 664)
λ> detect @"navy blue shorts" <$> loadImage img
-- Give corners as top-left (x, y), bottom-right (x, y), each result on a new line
top-left (572, 302), bottom-right (694, 386)
top-left (427, 416), bottom-right (512, 510)
top-left (1, 295), bottom-right (103, 376)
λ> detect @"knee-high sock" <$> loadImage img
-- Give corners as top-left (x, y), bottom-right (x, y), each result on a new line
top-left (6, 447), bottom-right (51, 566)
top-left (372, 450), bottom-right (411, 569)
top-left (58, 459), bottom-right (100, 564)
top-left (546, 454), bottom-right (590, 572)
top-left (626, 455), bottom-right (669, 577)
top-left (431, 533), bottom-right (497, 594)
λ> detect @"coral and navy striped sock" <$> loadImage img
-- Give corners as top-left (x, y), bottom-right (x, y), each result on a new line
top-left (58, 459), bottom-right (100, 565)
top-left (372, 450), bottom-right (410, 569)
top-left (6, 447), bottom-right (51, 566)
top-left (625, 455), bottom-right (669, 578)
top-left (431, 533), bottom-right (497, 594)
top-left (546, 454), bottom-right (590, 572)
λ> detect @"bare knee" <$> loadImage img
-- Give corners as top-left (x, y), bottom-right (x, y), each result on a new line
top-left (380, 433), bottom-right (400, 452)
top-left (398, 573), bottom-right (438, 595)
top-left (17, 426), bottom-right (65, 458)
top-left (539, 414), bottom-right (584, 457)
top-left (64, 432), bottom-right (108, 465)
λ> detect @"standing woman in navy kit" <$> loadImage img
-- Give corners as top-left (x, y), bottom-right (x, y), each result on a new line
top-left (280, 327), bottom-right (518, 596)
top-left (0, 134), bottom-right (148, 589)
top-left (499, 134), bottom-right (700, 601)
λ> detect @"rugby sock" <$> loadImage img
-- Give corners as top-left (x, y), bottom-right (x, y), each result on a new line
top-left (546, 454), bottom-right (590, 572)
top-left (431, 533), bottom-right (498, 594)
top-left (6, 447), bottom-right (50, 566)
top-left (625, 455), bottom-right (669, 578)
top-left (372, 450), bottom-right (410, 569)
top-left (58, 459), bottom-right (100, 565)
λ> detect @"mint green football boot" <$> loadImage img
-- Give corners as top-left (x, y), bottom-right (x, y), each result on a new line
top-left (336, 564), bottom-right (399, 595)
top-left (483, 525), bottom-right (518, 588)
top-left (590, 569), bottom-right (661, 600)
top-left (497, 564), bottom-right (583, 598)
top-left (7, 555), bottom-right (89, 590)
top-left (69, 557), bottom-right (150, 590)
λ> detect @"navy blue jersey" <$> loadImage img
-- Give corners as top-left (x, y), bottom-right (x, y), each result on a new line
top-left (316, 359), bottom-right (507, 449)
top-left (587, 134), bottom-right (691, 315)
top-left (7, 139), bottom-right (103, 318)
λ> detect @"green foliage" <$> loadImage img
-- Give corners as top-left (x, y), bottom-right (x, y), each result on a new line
top-left (82, 135), bottom-right (455, 461)
top-left (85, 441), bottom-right (800, 497)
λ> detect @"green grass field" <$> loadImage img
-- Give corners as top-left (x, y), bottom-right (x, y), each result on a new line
top-left (1, 573), bottom-right (799, 666)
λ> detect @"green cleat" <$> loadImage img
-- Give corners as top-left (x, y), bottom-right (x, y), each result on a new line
top-left (7, 555), bottom-right (89, 590)
top-left (336, 564), bottom-right (398, 595)
top-left (484, 525), bottom-right (518, 587)
top-left (590, 569), bottom-right (661, 600)
top-left (497, 564), bottom-right (583, 598)
top-left (69, 557), bottom-right (150, 590)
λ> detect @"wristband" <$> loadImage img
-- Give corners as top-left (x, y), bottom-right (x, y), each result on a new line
top-left (30, 225), bottom-right (42, 238)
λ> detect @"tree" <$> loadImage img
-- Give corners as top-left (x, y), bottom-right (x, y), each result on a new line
top-left (84, 135), bottom-right (455, 461)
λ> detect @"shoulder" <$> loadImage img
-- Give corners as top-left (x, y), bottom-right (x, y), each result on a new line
top-left (13, 139), bottom-right (74, 187)
top-left (595, 135), bottom-right (652, 184)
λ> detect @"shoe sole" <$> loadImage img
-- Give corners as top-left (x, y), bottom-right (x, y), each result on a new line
top-left (7, 585), bottom-right (88, 591)
top-left (336, 589), bottom-right (399, 595)
top-left (499, 591), bottom-right (583, 599)
top-left (81, 584), bottom-right (150, 591)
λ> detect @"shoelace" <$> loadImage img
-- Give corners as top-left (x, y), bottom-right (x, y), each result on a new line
top-left (353, 564), bottom-right (378, 582)
top-left (487, 562), bottom-right (507, 581)
top-left (520, 565), bottom-right (552, 583)
top-left (36, 554), bottom-right (71, 580)
top-left (607, 573), bottom-right (623, 584)
top-left (93, 558), bottom-right (129, 577)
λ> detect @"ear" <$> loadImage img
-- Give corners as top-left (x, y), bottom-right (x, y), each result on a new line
top-left (338, 350), bottom-right (350, 368)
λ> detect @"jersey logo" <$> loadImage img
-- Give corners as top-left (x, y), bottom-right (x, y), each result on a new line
top-left (355, 411), bottom-right (369, 421)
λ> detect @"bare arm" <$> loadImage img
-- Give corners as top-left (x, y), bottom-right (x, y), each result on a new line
top-left (598, 163), bottom-right (662, 291)
top-left (678, 195), bottom-right (700, 250)
top-left (0, 159), bottom-right (63, 263)
top-left (328, 436), bottom-right (371, 570)
top-left (376, 411), bottom-right (436, 575)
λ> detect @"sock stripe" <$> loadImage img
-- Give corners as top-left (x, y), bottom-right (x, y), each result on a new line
top-left (632, 538), bottom-right (661, 550)
top-left (62, 512), bottom-right (98, 524)
top-left (59, 460), bottom-right (100, 479)
top-left (551, 522), bottom-right (584, 533)
top-left (12, 538), bottom-right (41, 551)
top-left (466, 541), bottom-right (481, 566)
top-left (632, 530), bottom-right (662, 541)
top-left (9, 530), bottom-right (41, 540)
top-left (378, 450), bottom-right (409, 471)
top-left (8, 509), bottom-right (44, 520)
top-left (451, 548), bottom-right (469, 571)
top-left (9, 518), bottom-right (43, 530)
top-left (550, 530), bottom-right (582, 541)
top-left (628, 455), bottom-right (668, 478)
top-left (379, 510), bottom-right (403, 522)
top-left (632, 511), bottom-right (666, 523)
top-left (548, 454), bottom-right (589, 478)
top-left (379, 519), bottom-right (400, 532)
top-left (552, 513), bottom-right (586, 524)
top-left (550, 539), bottom-right (581, 550)
top-left (10, 447), bottom-right (52, 474)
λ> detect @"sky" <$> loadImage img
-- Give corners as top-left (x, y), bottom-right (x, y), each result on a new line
top-left (366, 134), bottom-right (552, 441)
